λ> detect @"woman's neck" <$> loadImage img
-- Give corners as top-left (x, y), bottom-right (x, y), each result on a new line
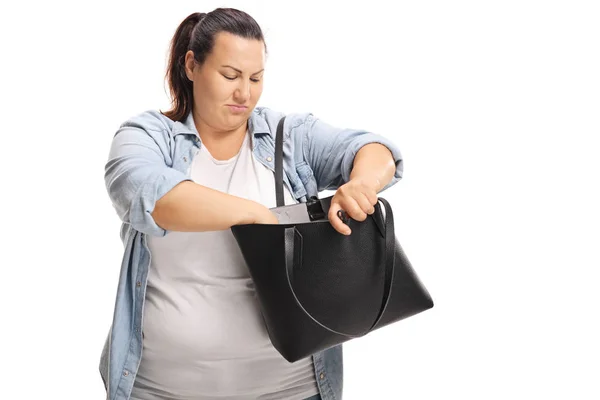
top-left (193, 114), bottom-right (248, 161)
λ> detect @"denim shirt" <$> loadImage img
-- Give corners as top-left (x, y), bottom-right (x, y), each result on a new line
top-left (99, 106), bottom-right (403, 400)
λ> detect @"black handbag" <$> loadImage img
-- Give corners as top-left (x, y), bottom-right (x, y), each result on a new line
top-left (230, 117), bottom-right (433, 362)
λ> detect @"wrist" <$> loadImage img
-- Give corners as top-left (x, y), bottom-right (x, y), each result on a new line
top-left (349, 173), bottom-right (382, 191)
top-left (235, 199), bottom-right (263, 225)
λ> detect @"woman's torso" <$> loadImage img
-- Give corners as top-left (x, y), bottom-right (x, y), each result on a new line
top-left (130, 129), bottom-right (319, 400)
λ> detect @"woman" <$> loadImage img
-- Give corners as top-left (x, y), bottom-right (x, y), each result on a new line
top-left (100, 8), bottom-right (403, 400)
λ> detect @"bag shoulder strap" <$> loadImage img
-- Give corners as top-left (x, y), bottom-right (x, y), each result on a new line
top-left (275, 117), bottom-right (286, 207)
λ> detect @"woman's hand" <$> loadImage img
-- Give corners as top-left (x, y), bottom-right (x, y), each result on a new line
top-left (251, 203), bottom-right (279, 225)
top-left (328, 176), bottom-right (380, 235)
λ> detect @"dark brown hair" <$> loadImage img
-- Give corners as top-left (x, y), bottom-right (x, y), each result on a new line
top-left (161, 8), bottom-right (266, 122)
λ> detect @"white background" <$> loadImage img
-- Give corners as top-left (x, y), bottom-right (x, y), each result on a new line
top-left (1, 0), bottom-right (599, 399)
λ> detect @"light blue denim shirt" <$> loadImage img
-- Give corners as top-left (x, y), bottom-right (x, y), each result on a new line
top-left (99, 106), bottom-right (403, 400)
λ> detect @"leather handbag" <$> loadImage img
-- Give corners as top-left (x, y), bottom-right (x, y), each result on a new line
top-left (230, 117), bottom-right (434, 363)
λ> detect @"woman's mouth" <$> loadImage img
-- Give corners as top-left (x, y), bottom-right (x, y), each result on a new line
top-left (226, 105), bottom-right (248, 113)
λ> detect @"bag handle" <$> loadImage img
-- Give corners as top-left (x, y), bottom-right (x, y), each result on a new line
top-left (275, 117), bottom-right (286, 207)
top-left (283, 197), bottom-right (396, 338)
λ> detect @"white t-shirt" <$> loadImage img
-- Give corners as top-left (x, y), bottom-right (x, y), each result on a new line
top-left (130, 130), bottom-right (319, 400)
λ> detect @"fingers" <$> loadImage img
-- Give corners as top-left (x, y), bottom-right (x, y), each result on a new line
top-left (338, 193), bottom-right (377, 221)
top-left (335, 187), bottom-right (371, 220)
top-left (327, 179), bottom-right (380, 235)
top-left (328, 201), bottom-right (351, 235)
top-left (328, 195), bottom-right (376, 235)
top-left (346, 198), bottom-right (368, 222)
top-left (365, 191), bottom-right (379, 211)
top-left (356, 192), bottom-right (376, 216)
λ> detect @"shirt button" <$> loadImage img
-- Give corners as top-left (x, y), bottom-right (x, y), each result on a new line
top-left (123, 370), bottom-right (129, 377)
top-left (320, 373), bottom-right (325, 380)
top-left (266, 156), bottom-right (272, 162)
top-left (183, 156), bottom-right (188, 162)
top-left (136, 281), bottom-right (141, 287)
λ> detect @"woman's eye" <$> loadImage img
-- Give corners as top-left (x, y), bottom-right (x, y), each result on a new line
top-left (223, 75), bottom-right (261, 83)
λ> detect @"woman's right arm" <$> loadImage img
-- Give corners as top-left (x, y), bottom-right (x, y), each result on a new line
top-left (151, 181), bottom-right (278, 232)
top-left (104, 116), bottom-right (276, 236)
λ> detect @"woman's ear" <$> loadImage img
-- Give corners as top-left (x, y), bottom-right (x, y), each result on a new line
top-left (184, 50), bottom-right (196, 81)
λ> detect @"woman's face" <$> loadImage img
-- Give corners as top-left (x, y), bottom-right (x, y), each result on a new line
top-left (185, 31), bottom-right (265, 132)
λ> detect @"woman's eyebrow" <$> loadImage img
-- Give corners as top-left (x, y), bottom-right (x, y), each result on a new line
top-left (221, 65), bottom-right (264, 75)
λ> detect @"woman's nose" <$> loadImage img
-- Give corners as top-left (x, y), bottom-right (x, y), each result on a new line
top-left (233, 80), bottom-right (251, 102)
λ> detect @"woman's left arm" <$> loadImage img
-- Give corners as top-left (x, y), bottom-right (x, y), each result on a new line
top-left (300, 113), bottom-right (404, 235)
top-left (329, 143), bottom-right (397, 235)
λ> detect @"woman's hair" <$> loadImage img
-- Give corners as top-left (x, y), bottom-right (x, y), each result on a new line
top-left (162, 8), bottom-right (266, 122)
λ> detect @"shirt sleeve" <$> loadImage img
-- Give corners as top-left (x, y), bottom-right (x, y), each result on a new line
top-left (104, 120), bottom-right (192, 237)
top-left (301, 114), bottom-right (404, 192)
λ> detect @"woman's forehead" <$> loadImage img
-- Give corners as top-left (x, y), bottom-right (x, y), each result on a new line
top-left (208, 32), bottom-right (265, 69)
